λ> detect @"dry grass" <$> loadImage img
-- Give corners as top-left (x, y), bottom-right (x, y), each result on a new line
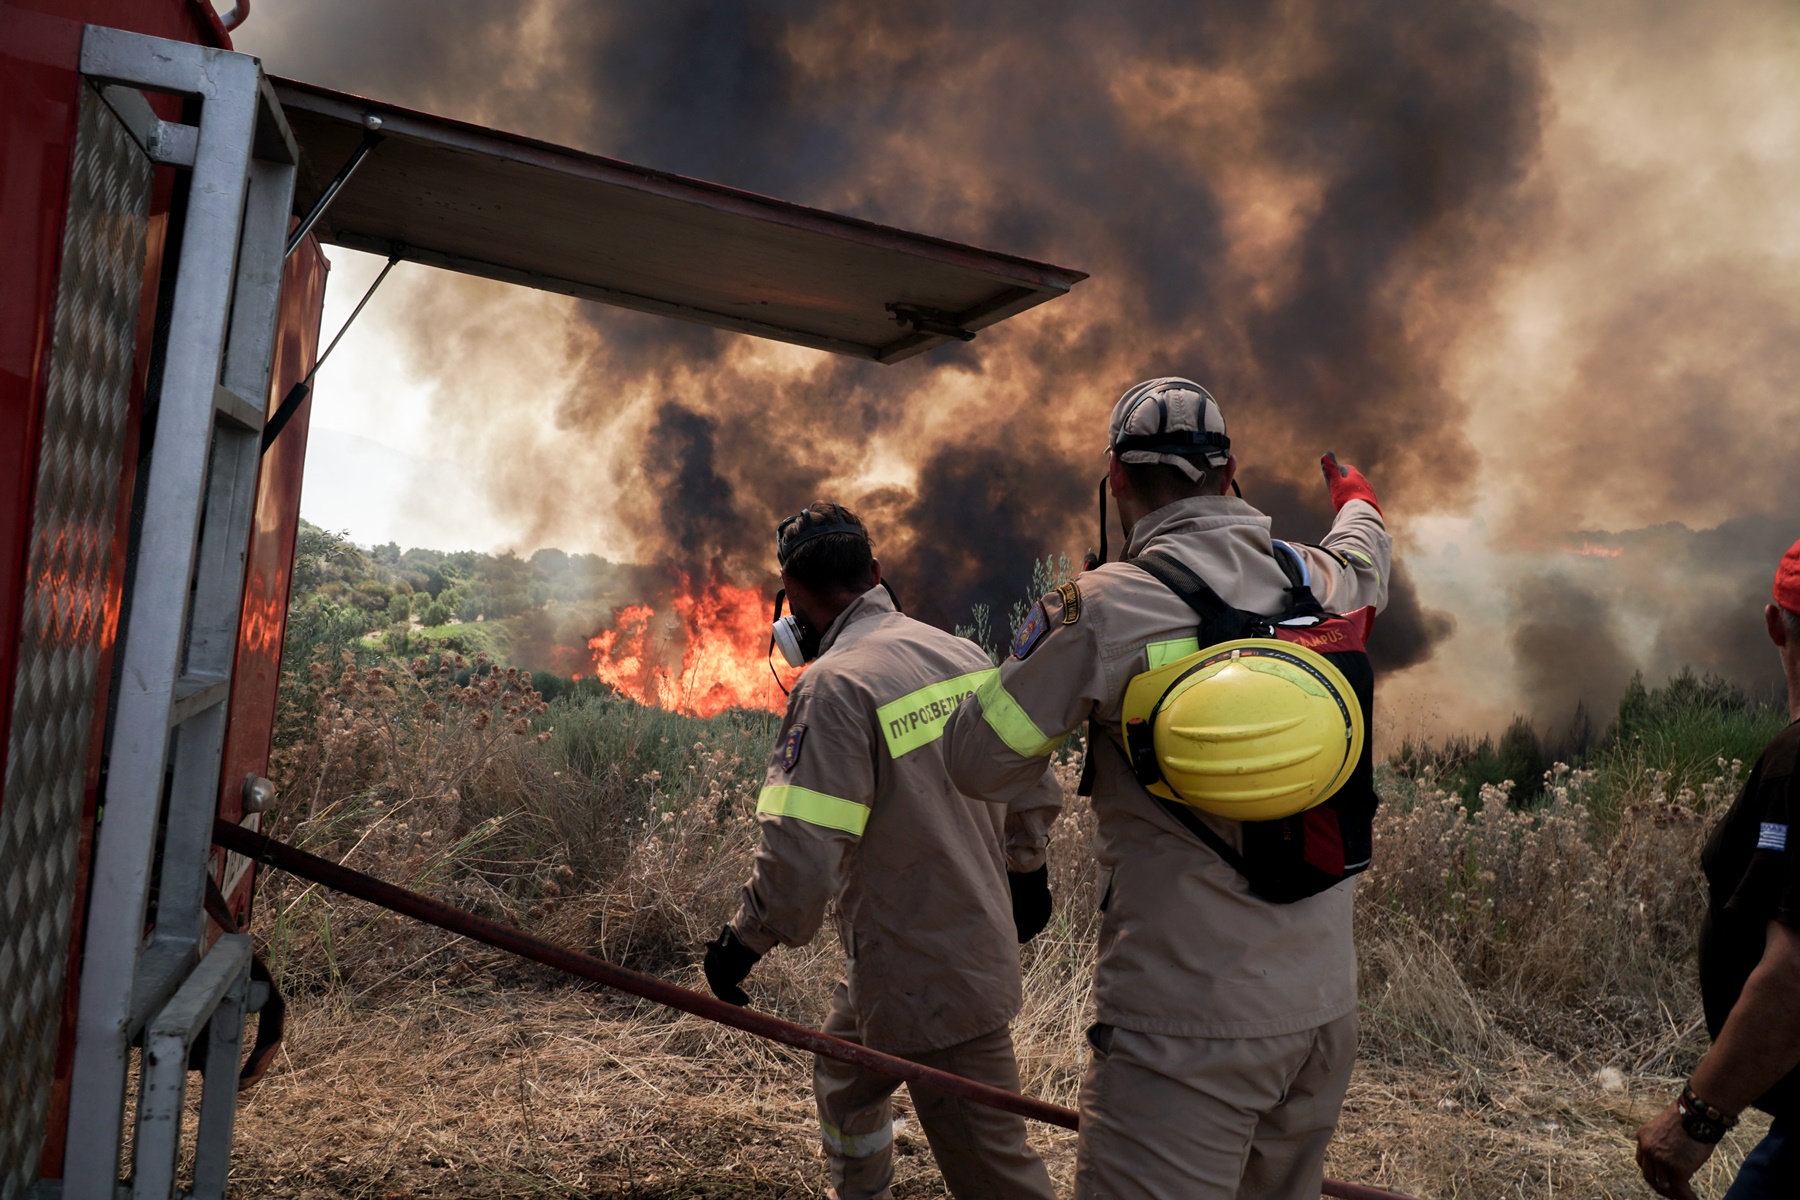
top-left (221, 989), bottom-right (1768, 1199)
top-left (226, 664), bottom-right (1768, 1199)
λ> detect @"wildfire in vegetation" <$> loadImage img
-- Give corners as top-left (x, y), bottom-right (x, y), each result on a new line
top-left (585, 574), bottom-right (787, 717)
top-left (243, 0), bottom-right (1800, 727)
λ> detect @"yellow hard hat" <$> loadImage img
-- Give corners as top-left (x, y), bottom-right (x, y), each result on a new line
top-left (1121, 638), bottom-right (1364, 821)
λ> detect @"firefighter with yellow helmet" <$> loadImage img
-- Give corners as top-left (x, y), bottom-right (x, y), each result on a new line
top-left (944, 377), bottom-right (1391, 1200)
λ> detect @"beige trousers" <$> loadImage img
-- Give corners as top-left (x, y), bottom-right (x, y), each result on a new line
top-left (1075, 1011), bottom-right (1357, 1200)
top-left (813, 982), bottom-right (1056, 1200)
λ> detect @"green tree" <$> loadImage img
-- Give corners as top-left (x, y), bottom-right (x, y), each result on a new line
top-left (349, 578), bottom-right (394, 614)
top-left (291, 521), bottom-right (363, 593)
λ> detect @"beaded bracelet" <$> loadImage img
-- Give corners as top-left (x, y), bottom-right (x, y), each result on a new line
top-left (1677, 1083), bottom-right (1737, 1144)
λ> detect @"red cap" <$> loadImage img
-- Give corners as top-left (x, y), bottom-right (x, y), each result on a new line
top-left (1777, 538), bottom-right (1800, 613)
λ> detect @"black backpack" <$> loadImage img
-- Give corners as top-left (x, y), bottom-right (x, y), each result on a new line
top-left (1091, 548), bottom-right (1380, 904)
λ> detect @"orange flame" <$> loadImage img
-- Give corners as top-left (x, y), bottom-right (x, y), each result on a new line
top-left (585, 574), bottom-right (787, 716)
top-left (1569, 541), bottom-right (1624, 558)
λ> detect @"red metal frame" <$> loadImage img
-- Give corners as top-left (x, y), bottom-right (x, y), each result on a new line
top-left (213, 233), bottom-right (329, 923)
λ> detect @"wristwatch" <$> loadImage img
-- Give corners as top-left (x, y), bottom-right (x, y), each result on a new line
top-left (1677, 1083), bottom-right (1737, 1144)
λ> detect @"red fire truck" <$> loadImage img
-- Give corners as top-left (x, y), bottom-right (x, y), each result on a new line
top-left (0, 3), bottom-right (1083, 1196)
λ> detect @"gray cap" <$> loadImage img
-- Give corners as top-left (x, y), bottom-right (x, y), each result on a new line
top-left (1107, 377), bottom-right (1230, 481)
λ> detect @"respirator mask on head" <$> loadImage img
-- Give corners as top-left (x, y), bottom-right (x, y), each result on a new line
top-left (769, 588), bottom-right (821, 668)
top-left (768, 504), bottom-right (891, 684)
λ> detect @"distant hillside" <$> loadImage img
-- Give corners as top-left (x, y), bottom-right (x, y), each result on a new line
top-left (285, 520), bottom-right (658, 677)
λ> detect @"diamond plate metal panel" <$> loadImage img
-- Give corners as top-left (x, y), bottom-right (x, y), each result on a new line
top-left (0, 87), bottom-right (150, 1196)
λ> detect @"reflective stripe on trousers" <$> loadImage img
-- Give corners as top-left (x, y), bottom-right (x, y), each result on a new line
top-left (821, 1117), bottom-right (896, 1159)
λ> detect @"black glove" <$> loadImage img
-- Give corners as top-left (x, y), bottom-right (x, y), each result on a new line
top-left (703, 924), bottom-right (762, 1006)
top-left (1008, 865), bottom-right (1053, 944)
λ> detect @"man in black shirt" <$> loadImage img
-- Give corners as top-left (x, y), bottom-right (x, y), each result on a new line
top-left (1636, 537), bottom-right (1800, 1200)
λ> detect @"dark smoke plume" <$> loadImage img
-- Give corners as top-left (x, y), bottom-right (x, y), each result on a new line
top-left (441, 0), bottom-right (1535, 653)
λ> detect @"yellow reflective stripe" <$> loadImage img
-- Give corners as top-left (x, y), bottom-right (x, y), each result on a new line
top-left (820, 1118), bottom-right (894, 1158)
top-left (756, 785), bottom-right (869, 835)
top-left (974, 671), bottom-right (1059, 758)
top-left (1146, 637), bottom-right (1200, 669)
top-left (1342, 548), bottom-right (1372, 566)
top-left (876, 668), bottom-right (995, 759)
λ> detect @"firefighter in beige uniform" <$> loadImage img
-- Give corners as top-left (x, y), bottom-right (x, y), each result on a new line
top-left (703, 503), bottom-right (1060, 1200)
top-left (944, 378), bottom-right (1392, 1200)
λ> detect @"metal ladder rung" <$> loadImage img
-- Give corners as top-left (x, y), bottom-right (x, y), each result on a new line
top-left (213, 383), bottom-right (264, 431)
top-left (126, 938), bottom-right (193, 1036)
top-left (147, 935), bottom-right (248, 1040)
top-left (133, 935), bottom-right (251, 1200)
top-left (169, 673), bottom-right (229, 727)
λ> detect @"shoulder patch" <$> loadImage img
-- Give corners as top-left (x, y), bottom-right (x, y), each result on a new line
top-left (779, 723), bottom-right (807, 772)
top-left (1758, 821), bottom-right (1788, 851)
top-left (1056, 580), bottom-right (1083, 625)
top-left (1011, 601), bottom-right (1051, 660)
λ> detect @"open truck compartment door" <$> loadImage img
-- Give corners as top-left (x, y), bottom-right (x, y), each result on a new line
top-left (273, 77), bottom-right (1086, 363)
top-left (0, 17), bottom-right (1081, 1198)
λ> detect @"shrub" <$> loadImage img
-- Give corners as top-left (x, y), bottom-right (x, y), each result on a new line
top-left (261, 652), bottom-right (563, 993)
top-left (1589, 669), bottom-right (1788, 825)
top-left (259, 652), bottom-right (777, 994)
top-left (1359, 758), bottom-right (1736, 1059)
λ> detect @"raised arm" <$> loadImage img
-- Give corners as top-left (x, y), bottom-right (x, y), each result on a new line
top-left (1295, 453), bottom-right (1392, 614)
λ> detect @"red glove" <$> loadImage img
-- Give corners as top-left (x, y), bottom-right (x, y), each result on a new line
top-left (1321, 453), bottom-right (1381, 515)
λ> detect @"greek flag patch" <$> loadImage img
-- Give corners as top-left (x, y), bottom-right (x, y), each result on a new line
top-left (1758, 822), bottom-right (1788, 851)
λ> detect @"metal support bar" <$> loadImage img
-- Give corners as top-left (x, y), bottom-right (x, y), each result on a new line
top-left (169, 673), bottom-right (229, 726)
top-left (130, 936), bottom-right (251, 1200)
top-left (95, 86), bottom-right (198, 167)
top-left (212, 383), bottom-right (263, 431)
top-left (212, 821), bottom-right (1075, 1124)
top-left (150, 122), bottom-right (199, 167)
top-left (260, 249), bottom-right (399, 455)
top-left (187, 938), bottom-right (252, 1200)
top-left (284, 120), bottom-right (383, 258)
top-left (127, 940), bottom-right (195, 1035)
